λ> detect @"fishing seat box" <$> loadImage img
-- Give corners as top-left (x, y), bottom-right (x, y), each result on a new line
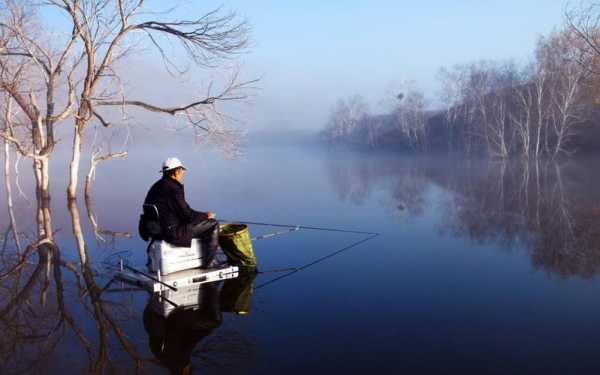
top-left (142, 204), bottom-right (205, 275)
top-left (148, 239), bottom-right (205, 276)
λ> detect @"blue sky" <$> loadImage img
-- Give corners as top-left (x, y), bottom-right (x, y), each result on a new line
top-left (201, 1), bottom-right (569, 129)
top-left (45, 1), bottom-right (571, 130)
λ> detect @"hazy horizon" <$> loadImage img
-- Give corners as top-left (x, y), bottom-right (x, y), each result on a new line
top-left (42, 1), bottom-right (570, 132)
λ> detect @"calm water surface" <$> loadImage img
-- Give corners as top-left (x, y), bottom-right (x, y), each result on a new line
top-left (3, 144), bottom-right (600, 374)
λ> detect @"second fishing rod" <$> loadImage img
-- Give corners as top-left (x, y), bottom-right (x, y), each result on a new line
top-left (220, 219), bottom-right (379, 236)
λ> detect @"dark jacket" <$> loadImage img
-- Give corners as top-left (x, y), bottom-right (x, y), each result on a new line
top-left (144, 177), bottom-right (208, 247)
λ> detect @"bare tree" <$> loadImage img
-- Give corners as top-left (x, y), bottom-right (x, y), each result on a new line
top-left (0, 0), bottom-right (255, 206)
top-left (532, 68), bottom-right (548, 158)
top-left (437, 29), bottom-right (594, 159)
top-left (323, 95), bottom-right (369, 144)
top-left (49, 0), bottom-right (254, 199)
top-left (485, 93), bottom-right (510, 158)
top-left (437, 61), bottom-right (521, 156)
top-left (323, 99), bottom-right (348, 143)
top-left (394, 85), bottom-right (427, 150)
top-left (0, 0), bottom-right (77, 242)
top-left (539, 30), bottom-right (589, 157)
top-left (512, 81), bottom-right (534, 158)
top-left (565, 1), bottom-right (600, 75)
top-left (1, 97), bottom-right (21, 253)
top-left (437, 65), bottom-right (470, 150)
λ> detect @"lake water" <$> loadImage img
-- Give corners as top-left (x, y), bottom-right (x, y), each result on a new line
top-left (3, 144), bottom-right (600, 374)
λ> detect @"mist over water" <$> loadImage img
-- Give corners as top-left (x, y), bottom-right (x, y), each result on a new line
top-left (6, 0), bottom-right (600, 373)
top-left (3, 142), bottom-right (600, 373)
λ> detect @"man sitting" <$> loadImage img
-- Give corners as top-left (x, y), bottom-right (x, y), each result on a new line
top-left (143, 157), bottom-right (219, 268)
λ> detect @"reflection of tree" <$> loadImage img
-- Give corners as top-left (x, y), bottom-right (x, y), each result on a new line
top-left (67, 199), bottom-right (158, 372)
top-left (325, 154), bottom-right (375, 206)
top-left (0, 238), bottom-right (94, 373)
top-left (84, 194), bottom-right (131, 245)
top-left (437, 160), bottom-right (529, 250)
top-left (0, 178), bottom-right (258, 372)
top-left (326, 153), bottom-right (600, 279)
top-left (0, 140), bottom-right (94, 372)
top-left (528, 163), bottom-right (600, 278)
top-left (325, 153), bottom-right (428, 215)
top-left (435, 159), bottom-right (600, 279)
top-left (390, 167), bottom-right (428, 217)
top-left (0, 192), bottom-right (158, 373)
top-left (83, 148), bottom-right (131, 244)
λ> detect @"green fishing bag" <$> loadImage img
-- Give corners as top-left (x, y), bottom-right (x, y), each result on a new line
top-left (218, 224), bottom-right (258, 269)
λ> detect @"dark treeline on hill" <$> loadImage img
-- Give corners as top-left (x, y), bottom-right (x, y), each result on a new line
top-left (322, 6), bottom-right (600, 158)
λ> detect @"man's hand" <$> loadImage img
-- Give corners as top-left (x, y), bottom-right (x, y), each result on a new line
top-left (207, 211), bottom-right (216, 219)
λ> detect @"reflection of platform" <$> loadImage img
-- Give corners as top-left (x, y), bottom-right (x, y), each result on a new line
top-left (151, 283), bottom-right (207, 316)
top-left (115, 265), bottom-right (239, 292)
top-left (147, 271), bottom-right (256, 318)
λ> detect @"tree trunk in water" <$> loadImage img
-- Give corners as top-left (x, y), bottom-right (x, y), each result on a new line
top-left (3, 141), bottom-right (22, 253)
top-left (68, 199), bottom-right (88, 266)
top-left (40, 156), bottom-right (53, 241)
top-left (33, 158), bottom-right (44, 237)
top-left (68, 127), bottom-right (82, 200)
top-left (84, 157), bottom-right (95, 201)
top-left (535, 124), bottom-right (542, 159)
top-left (554, 120), bottom-right (566, 158)
top-left (65, 199), bottom-right (113, 368)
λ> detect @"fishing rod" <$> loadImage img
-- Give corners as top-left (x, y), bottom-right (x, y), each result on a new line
top-left (124, 264), bottom-right (178, 292)
top-left (251, 227), bottom-right (300, 241)
top-left (257, 267), bottom-right (297, 274)
top-left (221, 219), bottom-right (380, 236)
top-left (255, 232), bottom-right (379, 289)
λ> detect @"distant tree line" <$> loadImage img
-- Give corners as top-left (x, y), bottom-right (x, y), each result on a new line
top-left (322, 5), bottom-right (600, 158)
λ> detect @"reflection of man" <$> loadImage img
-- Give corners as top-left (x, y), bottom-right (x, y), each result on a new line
top-left (143, 276), bottom-right (257, 373)
top-left (144, 283), bottom-right (222, 374)
top-left (144, 157), bottom-right (219, 268)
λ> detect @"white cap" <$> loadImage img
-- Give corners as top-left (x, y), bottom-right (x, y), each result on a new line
top-left (161, 157), bottom-right (186, 172)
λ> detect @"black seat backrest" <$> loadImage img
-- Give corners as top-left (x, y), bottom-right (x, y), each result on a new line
top-left (143, 204), bottom-right (160, 221)
top-left (142, 204), bottom-right (162, 239)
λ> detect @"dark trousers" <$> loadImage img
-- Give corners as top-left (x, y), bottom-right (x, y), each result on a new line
top-left (190, 219), bottom-right (219, 268)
